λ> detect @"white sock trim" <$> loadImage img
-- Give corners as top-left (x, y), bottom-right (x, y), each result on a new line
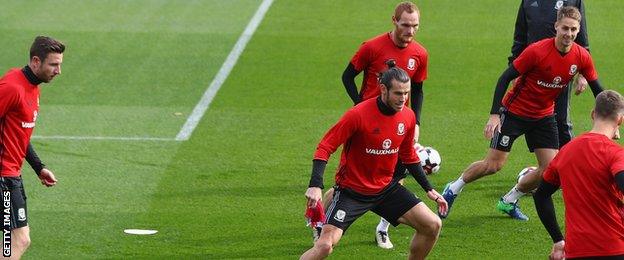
top-left (449, 177), bottom-right (466, 194)
top-left (376, 218), bottom-right (390, 232)
top-left (502, 186), bottom-right (526, 204)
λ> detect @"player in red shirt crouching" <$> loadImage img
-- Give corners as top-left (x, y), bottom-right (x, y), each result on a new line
top-left (534, 90), bottom-right (624, 259)
top-left (300, 66), bottom-right (447, 260)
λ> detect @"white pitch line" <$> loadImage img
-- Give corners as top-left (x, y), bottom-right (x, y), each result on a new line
top-left (175, 0), bottom-right (274, 141)
top-left (30, 1), bottom-right (273, 143)
top-left (31, 135), bottom-right (178, 141)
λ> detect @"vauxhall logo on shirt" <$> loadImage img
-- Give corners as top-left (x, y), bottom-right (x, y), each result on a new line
top-left (21, 111), bottom-right (37, 129)
top-left (366, 138), bottom-right (399, 155)
top-left (537, 76), bottom-right (566, 89)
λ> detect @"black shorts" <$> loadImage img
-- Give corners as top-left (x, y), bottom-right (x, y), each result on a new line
top-left (1, 177), bottom-right (28, 229)
top-left (490, 111), bottom-right (559, 152)
top-left (324, 184), bottom-right (421, 231)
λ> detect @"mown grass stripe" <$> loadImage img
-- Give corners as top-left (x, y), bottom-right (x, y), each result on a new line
top-left (175, 0), bottom-right (274, 141)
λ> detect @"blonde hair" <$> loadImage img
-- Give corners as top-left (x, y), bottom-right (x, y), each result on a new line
top-left (556, 6), bottom-right (581, 23)
top-left (595, 90), bottom-right (624, 121)
top-left (394, 1), bottom-right (419, 21)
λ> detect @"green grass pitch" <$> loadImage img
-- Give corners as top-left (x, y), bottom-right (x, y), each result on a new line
top-left (0, 0), bottom-right (622, 258)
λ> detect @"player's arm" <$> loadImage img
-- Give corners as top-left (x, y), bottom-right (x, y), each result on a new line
top-left (305, 159), bottom-right (327, 207)
top-left (25, 143), bottom-right (45, 175)
top-left (405, 163), bottom-right (432, 192)
top-left (490, 66), bottom-right (519, 115)
top-left (533, 179), bottom-right (563, 244)
top-left (411, 81), bottom-right (423, 125)
top-left (405, 163), bottom-right (447, 214)
top-left (306, 110), bottom-right (358, 206)
top-left (508, 2), bottom-right (528, 64)
top-left (485, 66), bottom-right (520, 139)
top-left (411, 81), bottom-right (423, 142)
top-left (586, 79), bottom-right (604, 98)
top-left (26, 143), bottom-right (58, 187)
top-left (342, 63), bottom-right (362, 105)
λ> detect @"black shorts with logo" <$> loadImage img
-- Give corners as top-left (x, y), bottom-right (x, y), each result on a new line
top-left (1, 177), bottom-right (28, 229)
top-left (490, 111), bottom-right (559, 152)
top-left (324, 183), bottom-right (421, 231)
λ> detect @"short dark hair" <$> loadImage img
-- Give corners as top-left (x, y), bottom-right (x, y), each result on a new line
top-left (394, 1), bottom-right (419, 21)
top-left (557, 6), bottom-right (582, 23)
top-left (30, 36), bottom-right (65, 62)
top-left (595, 90), bottom-right (624, 121)
top-left (379, 60), bottom-right (410, 89)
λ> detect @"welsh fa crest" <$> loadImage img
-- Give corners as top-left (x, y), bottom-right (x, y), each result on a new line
top-left (407, 58), bottom-right (416, 70)
top-left (397, 123), bottom-right (405, 135)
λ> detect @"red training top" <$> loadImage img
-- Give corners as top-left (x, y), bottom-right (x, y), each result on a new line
top-left (543, 132), bottom-right (624, 258)
top-left (350, 33), bottom-right (428, 102)
top-left (504, 38), bottom-right (597, 118)
top-left (314, 98), bottom-right (419, 195)
top-left (0, 68), bottom-right (40, 177)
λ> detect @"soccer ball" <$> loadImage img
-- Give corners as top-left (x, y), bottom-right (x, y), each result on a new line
top-left (517, 166), bottom-right (537, 183)
top-left (417, 146), bottom-right (441, 175)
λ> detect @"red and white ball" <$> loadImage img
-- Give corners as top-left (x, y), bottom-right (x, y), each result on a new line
top-left (416, 146), bottom-right (441, 175)
top-left (517, 166), bottom-right (537, 183)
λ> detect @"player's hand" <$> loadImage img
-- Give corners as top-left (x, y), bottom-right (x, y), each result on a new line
top-left (427, 189), bottom-right (447, 217)
top-left (549, 240), bottom-right (565, 260)
top-left (484, 114), bottom-right (501, 140)
top-left (38, 168), bottom-right (57, 187)
top-left (413, 124), bottom-right (420, 144)
top-left (305, 187), bottom-right (323, 208)
top-left (574, 75), bottom-right (588, 96)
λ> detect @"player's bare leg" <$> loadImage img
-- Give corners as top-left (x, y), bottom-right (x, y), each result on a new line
top-left (439, 149), bottom-right (508, 218)
top-left (322, 188), bottom-right (334, 209)
top-left (300, 224), bottom-right (343, 260)
top-left (461, 149), bottom-right (509, 183)
top-left (499, 148), bottom-right (558, 220)
top-left (5, 226), bottom-right (30, 259)
top-left (398, 203), bottom-right (442, 260)
top-left (517, 148), bottom-right (558, 192)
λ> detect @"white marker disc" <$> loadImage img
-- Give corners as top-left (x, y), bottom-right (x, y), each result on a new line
top-left (124, 229), bottom-right (158, 235)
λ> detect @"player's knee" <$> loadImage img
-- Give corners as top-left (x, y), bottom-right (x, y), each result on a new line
top-left (13, 234), bottom-right (30, 249)
top-left (314, 240), bottom-right (333, 257)
top-left (423, 217), bottom-right (442, 237)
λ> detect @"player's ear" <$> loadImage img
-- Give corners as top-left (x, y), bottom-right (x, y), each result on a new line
top-left (30, 56), bottom-right (41, 69)
top-left (590, 109), bottom-right (595, 121)
top-left (380, 83), bottom-right (388, 95)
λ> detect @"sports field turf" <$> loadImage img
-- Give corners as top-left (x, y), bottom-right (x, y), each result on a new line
top-left (0, 0), bottom-right (622, 258)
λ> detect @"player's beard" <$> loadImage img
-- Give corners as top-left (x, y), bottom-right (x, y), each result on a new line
top-left (398, 34), bottom-right (413, 46)
top-left (394, 102), bottom-right (405, 111)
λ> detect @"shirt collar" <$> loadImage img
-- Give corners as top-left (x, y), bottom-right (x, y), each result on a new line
top-left (21, 65), bottom-right (43, 85)
top-left (376, 96), bottom-right (397, 115)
